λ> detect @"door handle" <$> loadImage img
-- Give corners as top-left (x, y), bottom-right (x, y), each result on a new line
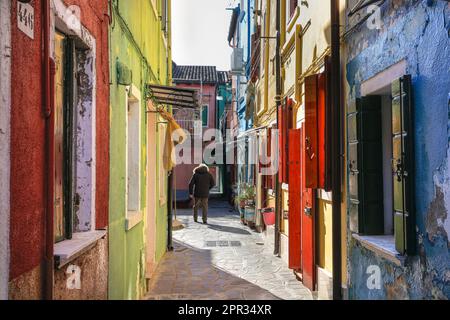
top-left (305, 137), bottom-right (315, 160)
top-left (304, 207), bottom-right (312, 217)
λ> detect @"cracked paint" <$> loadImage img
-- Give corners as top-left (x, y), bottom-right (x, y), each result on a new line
top-left (346, 0), bottom-right (450, 299)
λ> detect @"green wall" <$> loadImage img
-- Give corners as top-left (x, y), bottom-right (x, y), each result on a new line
top-left (109, 0), bottom-right (171, 300)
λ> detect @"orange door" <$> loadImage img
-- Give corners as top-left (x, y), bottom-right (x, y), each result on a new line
top-left (301, 127), bottom-right (316, 291)
top-left (288, 128), bottom-right (302, 270)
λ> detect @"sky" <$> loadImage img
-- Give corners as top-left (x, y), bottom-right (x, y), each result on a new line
top-left (172, 0), bottom-right (238, 71)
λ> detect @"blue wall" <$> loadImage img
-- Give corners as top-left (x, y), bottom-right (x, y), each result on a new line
top-left (346, 0), bottom-right (450, 299)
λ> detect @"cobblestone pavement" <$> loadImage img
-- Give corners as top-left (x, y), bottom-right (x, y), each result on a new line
top-left (145, 201), bottom-right (314, 300)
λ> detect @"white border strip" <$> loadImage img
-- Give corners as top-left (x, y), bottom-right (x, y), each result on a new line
top-left (0, 0), bottom-right (11, 300)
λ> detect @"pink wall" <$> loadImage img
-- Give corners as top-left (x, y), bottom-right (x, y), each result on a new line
top-left (173, 83), bottom-right (218, 192)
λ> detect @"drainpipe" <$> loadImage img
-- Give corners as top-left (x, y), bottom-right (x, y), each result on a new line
top-left (167, 171), bottom-right (174, 251)
top-left (274, 0), bottom-right (282, 256)
top-left (330, 0), bottom-right (342, 300)
top-left (42, 0), bottom-right (54, 300)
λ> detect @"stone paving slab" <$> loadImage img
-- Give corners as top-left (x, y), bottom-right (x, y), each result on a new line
top-left (145, 201), bottom-right (314, 300)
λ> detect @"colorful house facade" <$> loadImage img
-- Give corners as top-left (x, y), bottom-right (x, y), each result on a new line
top-left (108, 0), bottom-right (172, 299)
top-left (172, 65), bottom-right (227, 201)
top-left (2, 0), bottom-right (110, 299)
top-left (344, 0), bottom-right (450, 299)
top-left (281, 0), bottom-right (349, 300)
top-left (231, 0), bottom-right (349, 299)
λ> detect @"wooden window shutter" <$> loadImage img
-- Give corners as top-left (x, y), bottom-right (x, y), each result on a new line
top-left (305, 65), bottom-right (331, 191)
top-left (305, 75), bottom-right (319, 188)
top-left (317, 72), bottom-right (327, 189)
top-left (324, 56), bottom-right (333, 191)
top-left (270, 124), bottom-right (277, 189)
top-left (278, 99), bottom-right (292, 184)
top-left (265, 127), bottom-right (272, 189)
top-left (347, 96), bottom-right (384, 234)
top-left (285, 98), bottom-right (294, 184)
top-left (392, 75), bottom-right (416, 255)
top-left (347, 99), bottom-right (360, 233)
top-left (288, 128), bottom-right (302, 270)
top-left (278, 106), bottom-right (285, 183)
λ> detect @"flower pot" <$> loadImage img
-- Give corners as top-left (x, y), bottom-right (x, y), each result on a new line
top-left (239, 207), bottom-right (246, 224)
top-left (261, 207), bottom-right (275, 226)
top-left (244, 206), bottom-right (256, 225)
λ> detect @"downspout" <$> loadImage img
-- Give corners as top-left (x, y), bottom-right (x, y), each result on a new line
top-left (167, 171), bottom-right (173, 251)
top-left (42, 0), bottom-right (55, 300)
top-left (167, 0), bottom-right (173, 252)
top-left (274, 0), bottom-right (282, 256)
top-left (330, 0), bottom-right (342, 300)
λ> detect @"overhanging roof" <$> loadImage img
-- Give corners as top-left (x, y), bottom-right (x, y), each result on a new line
top-left (146, 84), bottom-right (200, 109)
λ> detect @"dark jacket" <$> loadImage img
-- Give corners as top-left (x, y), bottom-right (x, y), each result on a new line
top-left (189, 165), bottom-right (215, 198)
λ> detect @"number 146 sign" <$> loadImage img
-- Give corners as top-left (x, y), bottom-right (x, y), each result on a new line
top-left (18, 2), bottom-right (35, 40)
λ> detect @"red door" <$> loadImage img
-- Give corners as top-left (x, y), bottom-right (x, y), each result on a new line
top-left (288, 128), bottom-right (302, 270)
top-left (301, 127), bottom-right (316, 291)
top-left (305, 75), bottom-right (318, 188)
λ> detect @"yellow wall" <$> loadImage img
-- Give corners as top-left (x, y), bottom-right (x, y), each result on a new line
top-left (317, 199), bottom-right (333, 272)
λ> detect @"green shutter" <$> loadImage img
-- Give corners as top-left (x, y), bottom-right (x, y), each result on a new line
top-left (202, 106), bottom-right (208, 127)
top-left (348, 99), bottom-right (360, 233)
top-left (392, 75), bottom-right (416, 255)
top-left (347, 96), bottom-right (384, 235)
top-left (64, 38), bottom-right (76, 240)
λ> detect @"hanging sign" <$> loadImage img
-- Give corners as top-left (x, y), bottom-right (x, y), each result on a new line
top-left (17, 2), bottom-right (35, 40)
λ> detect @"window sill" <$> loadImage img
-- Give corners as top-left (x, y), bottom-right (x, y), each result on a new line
top-left (126, 211), bottom-right (143, 231)
top-left (54, 230), bottom-right (107, 269)
top-left (352, 234), bottom-right (405, 267)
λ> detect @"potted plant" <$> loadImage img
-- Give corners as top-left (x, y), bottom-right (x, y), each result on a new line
top-left (242, 184), bottom-right (256, 227)
top-left (234, 186), bottom-right (247, 224)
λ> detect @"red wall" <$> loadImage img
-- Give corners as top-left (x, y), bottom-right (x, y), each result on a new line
top-left (65, 0), bottom-right (110, 230)
top-left (9, 0), bottom-right (109, 281)
top-left (10, 0), bottom-right (46, 280)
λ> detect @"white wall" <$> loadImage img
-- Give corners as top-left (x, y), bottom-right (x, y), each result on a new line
top-left (0, 0), bottom-right (11, 300)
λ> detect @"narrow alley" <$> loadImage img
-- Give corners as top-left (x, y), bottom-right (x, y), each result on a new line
top-left (1, 0), bottom-right (449, 305)
top-left (146, 201), bottom-right (313, 300)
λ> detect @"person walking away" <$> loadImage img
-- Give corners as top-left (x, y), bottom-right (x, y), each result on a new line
top-left (189, 164), bottom-right (215, 224)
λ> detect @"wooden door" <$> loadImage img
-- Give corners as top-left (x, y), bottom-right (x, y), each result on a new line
top-left (54, 32), bottom-right (65, 242)
top-left (301, 127), bottom-right (316, 291)
top-left (288, 128), bottom-right (302, 270)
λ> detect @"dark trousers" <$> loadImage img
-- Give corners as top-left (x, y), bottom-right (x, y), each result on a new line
top-left (193, 197), bottom-right (208, 222)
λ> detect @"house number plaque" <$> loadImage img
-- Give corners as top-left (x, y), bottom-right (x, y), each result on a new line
top-left (17, 2), bottom-right (35, 40)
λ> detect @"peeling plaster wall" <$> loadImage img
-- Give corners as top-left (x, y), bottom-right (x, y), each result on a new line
top-left (345, 0), bottom-right (450, 299)
top-left (0, 0), bottom-right (11, 301)
top-left (74, 49), bottom-right (97, 232)
top-left (8, 0), bottom-right (109, 299)
top-left (54, 238), bottom-right (108, 300)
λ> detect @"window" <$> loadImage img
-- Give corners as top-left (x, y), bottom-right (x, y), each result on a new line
top-left (54, 27), bottom-right (97, 241)
top-left (127, 86), bottom-right (141, 214)
top-left (161, 0), bottom-right (168, 36)
top-left (288, 0), bottom-right (298, 20)
top-left (347, 74), bottom-right (416, 256)
top-left (202, 105), bottom-right (209, 127)
top-left (54, 32), bottom-right (75, 242)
